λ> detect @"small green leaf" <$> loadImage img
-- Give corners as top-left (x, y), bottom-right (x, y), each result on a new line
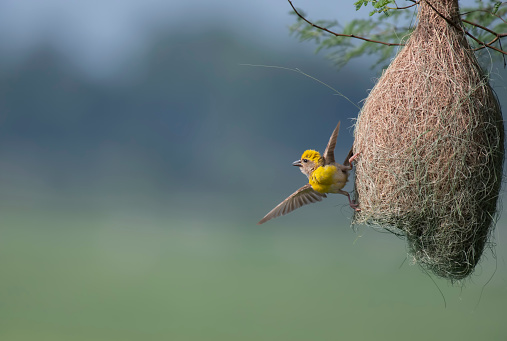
top-left (354, 0), bottom-right (369, 11)
top-left (493, 1), bottom-right (501, 14)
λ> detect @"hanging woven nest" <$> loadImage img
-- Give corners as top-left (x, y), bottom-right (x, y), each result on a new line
top-left (352, 0), bottom-right (504, 280)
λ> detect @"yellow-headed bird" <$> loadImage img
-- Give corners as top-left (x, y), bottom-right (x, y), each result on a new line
top-left (258, 122), bottom-right (359, 225)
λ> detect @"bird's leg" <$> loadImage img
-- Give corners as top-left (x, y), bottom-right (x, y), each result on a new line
top-left (338, 190), bottom-right (360, 211)
top-left (343, 150), bottom-right (360, 171)
top-left (349, 151), bottom-right (361, 165)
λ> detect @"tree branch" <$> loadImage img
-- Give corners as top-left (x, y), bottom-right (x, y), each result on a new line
top-left (287, 0), bottom-right (403, 47)
top-left (288, 0), bottom-right (507, 60)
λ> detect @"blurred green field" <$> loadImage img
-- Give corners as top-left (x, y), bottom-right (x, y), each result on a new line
top-left (1, 204), bottom-right (505, 341)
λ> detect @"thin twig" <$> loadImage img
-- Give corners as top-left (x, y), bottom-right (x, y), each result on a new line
top-left (500, 38), bottom-right (507, 67)
top-left (461, 8), bottom-right (507, 25)
top-left (387, 1), bottom-right (420, 10)
top-left (460, 2), bottom-right (507, 21)
top-left (463, 19), bottom-right (507, 54)
top-left (473, 36), bottom-right (500, 51)
top-left (462, 19), bottom-right (507, 37)
top-left (288, 0), bottom-right (403, 47)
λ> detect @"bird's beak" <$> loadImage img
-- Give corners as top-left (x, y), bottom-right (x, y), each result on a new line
top-left (292, 160), bottom-right (302, 167)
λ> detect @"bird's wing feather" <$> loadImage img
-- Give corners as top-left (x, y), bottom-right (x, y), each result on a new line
top-left (258, 184), bottom-right (327, 225)
top-left (342, 146), bottom-right (354, 168)
top-left (323, 121), bottom-right (340, 165)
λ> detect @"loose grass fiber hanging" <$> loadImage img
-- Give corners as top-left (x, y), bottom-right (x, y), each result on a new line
top-left (352, 0), bottom-right (504, 280)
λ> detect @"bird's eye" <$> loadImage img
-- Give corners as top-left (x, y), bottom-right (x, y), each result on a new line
top-left (303, 159), bottom-right (308, 163)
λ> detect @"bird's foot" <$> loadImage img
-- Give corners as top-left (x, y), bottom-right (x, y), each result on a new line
top-left (343, 192), bottom-right (360, 212)
top-left (349, 200), bottom-right (361, 212)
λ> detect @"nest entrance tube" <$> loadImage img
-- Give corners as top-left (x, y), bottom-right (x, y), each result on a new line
top-left (352, 0), bottom-right (504, 280)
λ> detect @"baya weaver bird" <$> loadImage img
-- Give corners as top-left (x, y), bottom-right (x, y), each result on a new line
top-left (258, 121), bottom-right (359, 225)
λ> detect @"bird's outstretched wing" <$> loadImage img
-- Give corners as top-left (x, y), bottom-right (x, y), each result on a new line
top-left (323, 121), bottom-right (340, 165)
top-left (258, 184), bottom-right (327, 225)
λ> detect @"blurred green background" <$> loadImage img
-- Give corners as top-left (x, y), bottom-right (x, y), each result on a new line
top-left (0, 1), bottom-right (506, 340)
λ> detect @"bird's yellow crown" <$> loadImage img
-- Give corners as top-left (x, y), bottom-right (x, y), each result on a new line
top-left (301, 150), bottom-right (322, 164)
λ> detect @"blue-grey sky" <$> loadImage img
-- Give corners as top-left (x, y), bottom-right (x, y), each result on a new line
top-left (0, 0), bottom-right (484, 78)
top-left (0, 0), bottom-right (363, 79)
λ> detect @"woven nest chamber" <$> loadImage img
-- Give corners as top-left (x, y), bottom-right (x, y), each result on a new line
top-left (352, 0), bottom-right (505, 280)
